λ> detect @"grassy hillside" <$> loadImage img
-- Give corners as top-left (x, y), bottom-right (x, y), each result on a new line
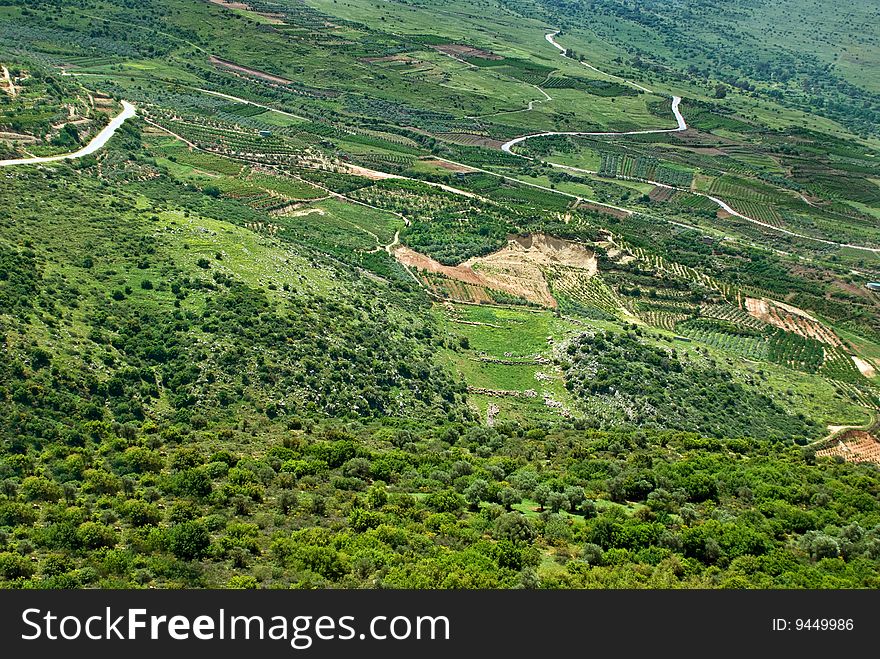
top-left (1, 0), bottom-right (880, 589)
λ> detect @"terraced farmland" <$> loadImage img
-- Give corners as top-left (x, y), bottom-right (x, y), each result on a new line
top-left (547, 266), bottom-right (631, 317)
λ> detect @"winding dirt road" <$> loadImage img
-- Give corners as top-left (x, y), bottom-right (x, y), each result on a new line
top-left (501, 95), bottom-right (685, 152)
top-left (497, 32), bottom-right (880, 255)
top-left (0, 101), bottom-right (136, 167)
top-left (8, 30), bottom-right (875, 256)
top-left (500, 31), bottom-right (686, 154)
top-left (545, 31), bottom-right (652, 94)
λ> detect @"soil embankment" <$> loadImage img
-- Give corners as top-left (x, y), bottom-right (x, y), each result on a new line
top-left (395, 233), bottom-right (597, 307)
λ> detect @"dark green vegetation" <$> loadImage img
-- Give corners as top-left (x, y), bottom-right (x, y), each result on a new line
top-left (561, 330), bottom-right (819, 441)
top-left (1, 0), bottom-right (880, 589)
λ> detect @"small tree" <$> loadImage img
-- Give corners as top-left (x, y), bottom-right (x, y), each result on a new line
top-left (278, 491), bottom-right (298, 514)
top-left (534, 483), bottom-right (552, 511)
top-left (800, 531), bottom-right (840, 562)
top-left (464, 479), bottom-right (490, 510)
top-left (498, 487), bottom-right (521, 511)
top-left (425, 489), bottom-right (465, 514)
top-left (565, 486), bottom-right (586, 511)
top-left (0, 552), bottom-right (35, 580)
top-left (168, 521), bottom-right (210, 560)
top-left (76, 522), bottom-right (118, 549)
top-left (547, 491), bottom-right (571, 514)
top-left (494, 513), bottom-right (536, 543)
top-left (365, 484), bottom-right (387, 510)
top-left (581, 543), bottom-right (604, 566)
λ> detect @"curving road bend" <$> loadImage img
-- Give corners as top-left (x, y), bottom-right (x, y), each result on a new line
top-left (545, 31), bottom-right (653, 94)
top-left (196, 88), bottom-right (305, 120)
top-left (0, 100), bottom-right (137, 167)
top-left (501, 93), bottom-right (685, 152)
top-left (501, 32), bottom-right (685, 153)
top-left (498, 32), bottom-right (880, 255)
top-left (2, 36), bottom-right (876, 255)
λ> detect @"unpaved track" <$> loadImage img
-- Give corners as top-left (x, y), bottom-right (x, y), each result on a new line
top-left (500, 31), bottom-right (686, 153)
top-left (496, 32), bottom-right (880, 255)
top-left (198, 88), bottom-right (306, 120)
top-left (432, 156), bottom-right (634, 216)
top-left (500, 94), bottom-right (685, 152)
top-left (336, 163), bottom-right (489, 201)
top-left (143, 116), bottom-right (199, 149)
top-left (385, 229), bottom-right (400, 253)
top-left (0, 101), bottom-right (136, 166)
top-left (545, 31), bottom-right (653, 94)
top-left (470, 83), bottom-right (552, 119)
top-left (645, 180), bottom-right (880, 253)
top-left (812, 413), bottom-right (877, 446)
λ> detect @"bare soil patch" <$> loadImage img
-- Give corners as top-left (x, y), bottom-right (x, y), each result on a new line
top-left (577, 201), bottom-right (630, 219)
top-left (361, 55), bottom-right (418, 64)
top-left (396, 247), bottom-right (486, 287)
top-left (338, 163), bottom-right (401, 181)
top-left (208, 0), bottom-right (250, 8)
top-left (420, 158), bottom-right (477, 173)
top-left (1, 65), bottom-right (16, 97)
top-left (745, 296), bottom-right (841, 345)
top-left (432, 44), bottom-right (502, 60)
top-left (287, 207), bottom-right (326, 218)
top-left (817, 431), bottom-right (880, 465)
top-left (648, 186), bottom-right (675, 202)
top-left (208, 0), bottom-right (287, 23)
top-left (397, 234), bottom-right (597, 308)
top-left (773, 299), bottom-right (820, 322)
top-left (604, 246), bottom-right (636, 265)
top-left (852, 356), bottom-right (876, 378)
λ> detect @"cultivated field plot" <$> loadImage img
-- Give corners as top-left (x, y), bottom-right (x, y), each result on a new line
top-left (278, 197), bottom-right (406, 253)
top-left (817, 431), bottom-right (880, 465)
top-left (397, 234), bottom-right (599, 308)
top-left (548, 268), bottom-right (632, 318)
top-left (440, 303), bottom-right (581, 424)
